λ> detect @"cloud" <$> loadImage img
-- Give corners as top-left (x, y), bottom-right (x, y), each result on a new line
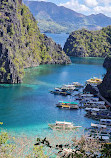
top-left (93, 5), bottom-right (111, 16)
top-left (85, 0), bottom-right (98, 7)
top-left (26, 0), bottom-right (47, 1)
top-left (59, 0), bottom-right (90, 14)
top-left (99, 0), bottom-right (111, 5)
top-left (59, 0), bottom-right (111, 17)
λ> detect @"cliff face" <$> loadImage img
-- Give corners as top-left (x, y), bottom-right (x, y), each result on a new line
top-left (0, 0), bottom-right (70, 84)
top-left (98, 57), bottom-right (111, 98)
top-left (63, 27), bottom-right (111, 57)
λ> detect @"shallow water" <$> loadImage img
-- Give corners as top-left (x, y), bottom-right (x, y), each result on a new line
top-left (0, 57), bottom-right (106, 140)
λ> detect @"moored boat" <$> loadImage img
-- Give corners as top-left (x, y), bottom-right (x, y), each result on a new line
top-left (86, 77), bottom-right (102, 85)
top-left (50, 88), bottom-right (71, 96)
top-left (56, 101), bottom-right (79, 109)
top-left (61, 84), bottom-right (75, 91)
top-left (48, 121), bottom-right (82, 130)
top-left (72, 82), bottom-right (84, 88)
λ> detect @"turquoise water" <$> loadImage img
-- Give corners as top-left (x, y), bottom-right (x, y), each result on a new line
top-left (0, 57), bottom-right (106, 139)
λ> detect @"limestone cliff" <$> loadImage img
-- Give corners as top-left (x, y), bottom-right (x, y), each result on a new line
top-left (98, 56), bottom-right (111, 98)
top-left (0, 0), bottom-right (70, 83)
top-left (64, 27), bottom-right (111, 57)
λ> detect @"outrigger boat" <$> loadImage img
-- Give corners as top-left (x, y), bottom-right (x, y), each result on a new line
top-left (48, 121), bottom-right (82, 130)
top-left (86, 77), bottom-right (102, 85)
top-left (50, 88), bottom-right (71, 96)
top-left (72, 82), bottom-right (84, 88)
top-left (56, 101), bottom-right (79, 109)
top-left (61, 84), bottom-right (76, 91)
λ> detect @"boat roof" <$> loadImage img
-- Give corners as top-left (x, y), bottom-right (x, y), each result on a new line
top-left (56, 121), bottom-right (73, 125)
top-left (92, 108), bottom-right (100, 111)
top-left (100, 119), bottom-right (111, 122)
top-left (59, 101), bottom-right (78, 104)
top-left (55, 88), bottom-right (61, 90)
top-left (73, 82), bottom-right (81, 85)
top-left (99, 136), bottom-right (109, 140)
top-left (88, 101), bottom-right (105, 104)
top-left (91, 123), bottom-right (106, 128)
top-left (62, 85), bottom-right (75, 87)
top-left (85, 108), bottom-right (92, 110)
top-left (81, 94), bottom-right (93, 97)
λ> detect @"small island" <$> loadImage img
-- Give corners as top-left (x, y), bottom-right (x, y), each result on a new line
top-left (64, 27), bottom-right (111, 57)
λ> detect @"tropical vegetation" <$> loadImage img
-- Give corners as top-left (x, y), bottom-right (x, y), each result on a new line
top-left (64, 26), bottom-right (111, 57)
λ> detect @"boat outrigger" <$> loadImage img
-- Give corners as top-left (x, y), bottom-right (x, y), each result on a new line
top-left (48, 121), bottom-right (82, 130)
top-left (56, 101), bottom-right (79, 109)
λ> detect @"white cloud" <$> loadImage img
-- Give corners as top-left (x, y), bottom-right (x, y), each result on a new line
top-left (93, 5), bottom-right (111, 16)
top-left (26, 0), bottom-right (47, 1)
top-left (99, 0), bottom-right (111, 6)
top-left (59, 0), bottom-right (111, 17)
top-left (60, 0), bottom-right (90, 14)
top-left (85, 0), bottom-right (98, 7)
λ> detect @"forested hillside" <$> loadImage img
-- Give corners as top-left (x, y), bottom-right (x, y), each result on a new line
top-left (64, 26), bottom-right (111, 57)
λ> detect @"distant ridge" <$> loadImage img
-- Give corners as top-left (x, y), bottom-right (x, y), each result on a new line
top-left (24, 1), bottom-right (111, 33)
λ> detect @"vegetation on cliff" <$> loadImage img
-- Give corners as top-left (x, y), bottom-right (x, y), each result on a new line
top-left (64, 26), bottom-right (111, 57)
top-left (0, 0), bottom-right (70, 84)
top-left (99, 56), bottom-right (111, 98)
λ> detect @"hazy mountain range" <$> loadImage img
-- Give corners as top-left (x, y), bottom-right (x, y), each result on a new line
top-left (24, 1), bottom-right (111, 33)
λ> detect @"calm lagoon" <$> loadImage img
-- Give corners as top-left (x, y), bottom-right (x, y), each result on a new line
top-left (0, 33), bottom-right (106, 139)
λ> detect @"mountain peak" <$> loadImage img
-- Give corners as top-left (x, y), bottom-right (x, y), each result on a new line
top-left (24, 1), bottom-right (111, 33)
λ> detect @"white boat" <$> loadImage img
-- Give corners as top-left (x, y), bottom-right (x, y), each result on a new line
top-left (100, 119), bottom-right (111, 126)
top-left (91, 123), bottom-right (107, 129)
top-left (61, 85), bottom-right (75, 91)
top-left (81, 94), bottom-right (94, 97)
top-left (86, 77), bottom-right (102, 85)
top-left (48, 121), bottom-right (82, 130)
top-left (83, 97), bottom-right (99, 102)
top-left (56, 101), bottom-right (79, 109)
top-left (84, 101), bottom-right (105, 106)
top-left (72, 82), bottom-right (84, 88)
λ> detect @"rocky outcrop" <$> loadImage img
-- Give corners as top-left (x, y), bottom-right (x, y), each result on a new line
top-left (98, 57), bottom-right (111, 98)
top-left (64, 27), bottom-right (111, 57)
top-left (42, 34), bottom-right (70, 64)
top-left (0, 0), bottom-right (70, 84)
top-left (84, 84), bottom-right (97, 95)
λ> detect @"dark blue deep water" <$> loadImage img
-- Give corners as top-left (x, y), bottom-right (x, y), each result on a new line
top-left (0, 34), bottom-right (106, 139)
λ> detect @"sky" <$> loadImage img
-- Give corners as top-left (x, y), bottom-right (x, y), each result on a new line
top-left (26, 0), bottom-right (111, 17)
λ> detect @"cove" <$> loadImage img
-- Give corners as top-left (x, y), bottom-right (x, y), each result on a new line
top-left (0, 57), bottom-right (106, 138)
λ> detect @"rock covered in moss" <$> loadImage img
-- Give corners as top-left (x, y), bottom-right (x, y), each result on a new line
top-left (64, 27), bottom-right (111, 57)
top-left (98, 56), bottom-right (111, 98)
top-left (42, 34), bottom-right (71, 64)
top-left (0, 0), bottom-right (70, 83)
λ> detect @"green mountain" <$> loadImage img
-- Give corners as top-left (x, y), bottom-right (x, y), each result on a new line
top-left (0, 0), bottom-right (70, 84)
top-left (24, 1), bottom-right (111, 33)
top-left (63, 26), bottom-right (111, 57)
